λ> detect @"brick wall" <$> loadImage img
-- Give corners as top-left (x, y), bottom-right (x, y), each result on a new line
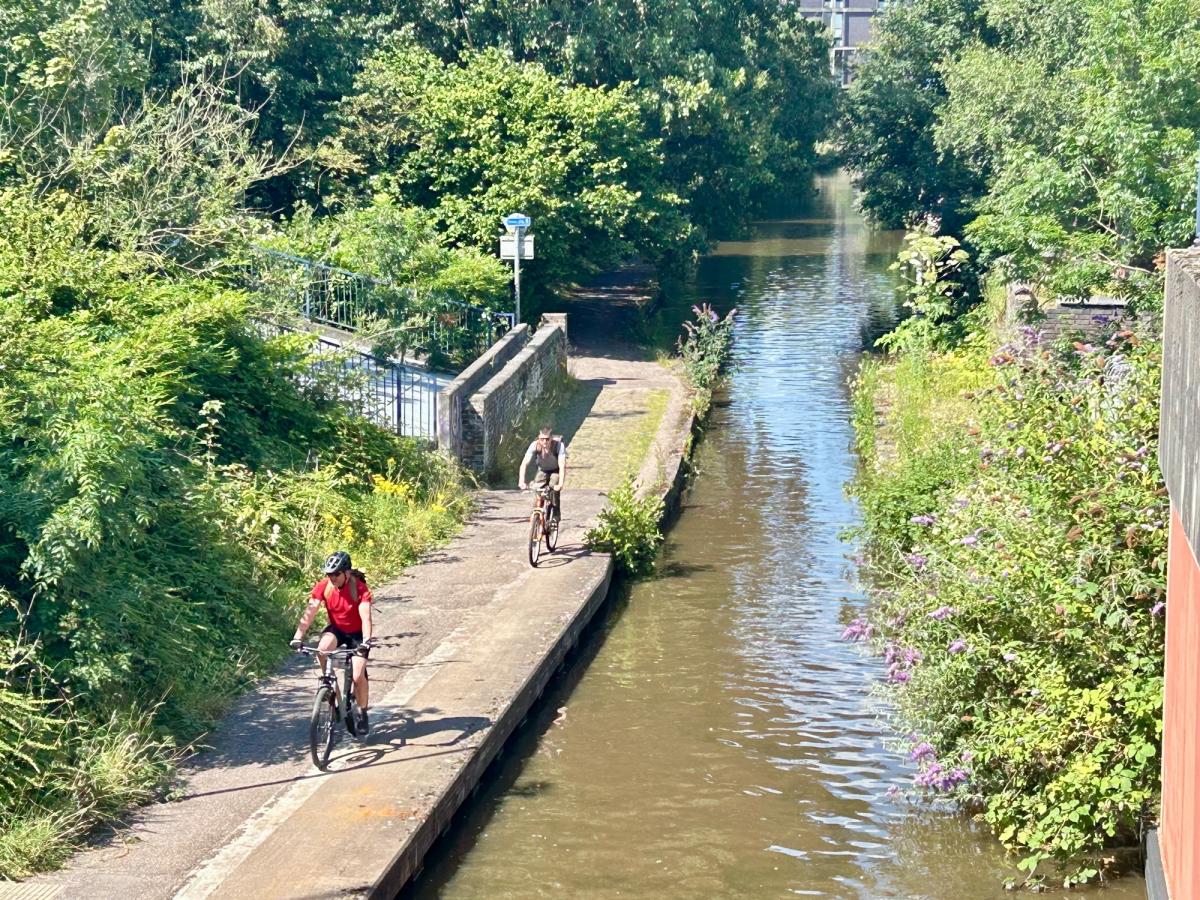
top-left (459, 316), bottom-right (568, 475)
top-left (437, 324), bottom-right (530, 458)
top-left (1005, 282), bottom-right (1134, 342)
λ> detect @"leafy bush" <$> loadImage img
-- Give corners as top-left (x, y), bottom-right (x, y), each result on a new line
top-left (849, 321), bottom-right (1165, 886)
top-left (264, 194), bottom-right (510, 312)
top-left (877, 228), bottom-right (973, 354)
top-left (585, 478), bottom-right (665, 577)
top-left (678, 303), bottom-right (737, 417)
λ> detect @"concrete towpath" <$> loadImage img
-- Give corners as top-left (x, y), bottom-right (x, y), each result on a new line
top-left (26, 271), bottom-right (692, 900)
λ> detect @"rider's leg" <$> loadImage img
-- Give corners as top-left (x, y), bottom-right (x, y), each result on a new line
top-left (351, 655), bottom-right (369, 711)
top-left (316, 629), bottom-right (338, 674)
top-left (552, 473), bottom-right (562, 518)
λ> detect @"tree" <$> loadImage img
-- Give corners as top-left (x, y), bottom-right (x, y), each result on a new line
top-left (939, 0), bottom-right (1200, 300)
top-left (836, 0), bottom-right (986, 230)
top-left (330, 42), bottom-right (696, 294)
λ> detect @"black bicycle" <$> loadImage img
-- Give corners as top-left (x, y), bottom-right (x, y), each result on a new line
top-left (297, 644), bottom-right (365, 770)
top-left (527, 482), bottom-right (560, 567)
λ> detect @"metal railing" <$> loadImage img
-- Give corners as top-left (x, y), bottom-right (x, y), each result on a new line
top-left (243, 248), bottom-right (514, 364)
top-left (259, 320), bottom-right (448, 441)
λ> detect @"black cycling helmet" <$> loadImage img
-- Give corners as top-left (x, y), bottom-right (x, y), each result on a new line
top-left (322, 550), bottom-right (352, 575)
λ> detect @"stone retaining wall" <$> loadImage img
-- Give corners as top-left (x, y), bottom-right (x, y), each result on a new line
top-left (459, 315), bottom-right (568, 475)
top-left (437, 324), bottom-right (530, 459)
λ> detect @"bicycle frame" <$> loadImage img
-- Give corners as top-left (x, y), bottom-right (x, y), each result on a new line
top-left (320, 652), bottom-right (355, 724)
top-left (530, 484), bottom-right (556, 531)
top-left (304, 646), bottom-right (359, 728)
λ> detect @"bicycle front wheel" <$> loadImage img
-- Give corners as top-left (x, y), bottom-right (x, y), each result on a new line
top-left (310, 685), bottom-right (337, 770)
top-left (528, 512), bottom-right (543, 567)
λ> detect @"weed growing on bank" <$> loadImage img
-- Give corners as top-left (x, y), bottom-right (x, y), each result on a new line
top-left (585, 477), bottom-right (665, 576)
top-left (848, 315), bottom-right (1166, 885)
top-left (678, 303), bottom-right (737, 417)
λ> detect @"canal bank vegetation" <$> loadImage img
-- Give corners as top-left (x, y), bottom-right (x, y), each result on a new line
top-left (839, 0), bottom-right (1195, 884)
top-left (0, 191), bottom-right (470, 877)
top-left (849, 263), bottom-right (1166, 885)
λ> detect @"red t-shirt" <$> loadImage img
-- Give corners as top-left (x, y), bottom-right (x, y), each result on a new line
top-left (310, 576), bottom-right (372, 632)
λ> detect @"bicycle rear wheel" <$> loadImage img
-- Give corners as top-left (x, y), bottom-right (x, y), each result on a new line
top-left (310, 685), bottom-right (337, 770)
top-left (546, 508), bottom-right (560, 552)
top-left (528, 512), bottom-right (543, 567)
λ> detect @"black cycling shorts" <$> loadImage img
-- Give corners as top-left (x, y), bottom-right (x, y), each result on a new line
top-left (322, 623), bottom-right (364, 652)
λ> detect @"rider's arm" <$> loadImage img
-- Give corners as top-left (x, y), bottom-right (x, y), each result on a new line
top-left (518, 441), bottom-right (535, 488)
top-left (358, 580), bottom-right (374, 643)
top-left (359, 602), bottom-right (373, 643)
top-left (293, 584), bottom-right (324, 643)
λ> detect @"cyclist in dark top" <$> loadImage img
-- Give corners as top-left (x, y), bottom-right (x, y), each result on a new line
top-left (290, 551), bottom-right (375, 736)
top-left (519, 426), bottom-right (568, 517)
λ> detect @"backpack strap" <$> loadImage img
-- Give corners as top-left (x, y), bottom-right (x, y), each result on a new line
top-left (322, 575), bottom-right (361, 604)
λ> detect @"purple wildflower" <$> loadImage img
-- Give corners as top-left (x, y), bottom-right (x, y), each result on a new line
top-left (1151, 601), bottom-right (1165, 617)
top-left (1003, 652), bottom-right (1018, 662)
top-left (888, 669), bottom-right (912, 684)
top-left (910, 513), bottom-right (937, 526)
top-left (905, 553), bottom-right (928, 570)
top-left (927, 605), bottom-right (956, 621)
top-left (948, 639), bottom-right (968, 655)
top-left (915, 763), bottom-right (970, 792)
top-left (959, 535), bottom-right (978, 547)
top-left (841, 617), bottom-right (873, 642)
top-left (914, 762), bottom-right (943, 788)
top-left (908, 742), bottom-right (936, 762)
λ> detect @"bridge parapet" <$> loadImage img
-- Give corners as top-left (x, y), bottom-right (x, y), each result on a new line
top-left (1154, 247), bottom-right (1200, 900)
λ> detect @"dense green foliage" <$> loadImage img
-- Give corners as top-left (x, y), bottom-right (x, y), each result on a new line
top-left (329, 43), bottom-right (696, 292)
top-left (836, 0), bottom-right (986, 231)
top-left (849, 278), bottom-right (1166, 883)
top-left (841, 0), bottom-right (1200, 304)
top-left (584, 477), bottom-right (665, 577)
top-left (0, 188), bottom-right (468, 876)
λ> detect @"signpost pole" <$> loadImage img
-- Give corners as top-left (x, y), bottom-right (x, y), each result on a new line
top-left (501, 213), bottom-right (532, 326)
top-left (514, 225), bottom-right (522, 325)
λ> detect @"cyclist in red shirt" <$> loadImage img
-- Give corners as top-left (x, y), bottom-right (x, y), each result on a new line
top-left (290, 551), bottom-right (375, 735)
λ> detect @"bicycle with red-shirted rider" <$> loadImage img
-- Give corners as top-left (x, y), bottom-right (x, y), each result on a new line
top-left (290, 551), bottom-right (376, 769)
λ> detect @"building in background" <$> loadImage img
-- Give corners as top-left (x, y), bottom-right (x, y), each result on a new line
top-left (798, 0), bottom-right (891, 86)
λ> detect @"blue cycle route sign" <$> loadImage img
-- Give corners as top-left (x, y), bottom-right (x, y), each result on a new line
top-left (504, 214), bottom-right (532, 229)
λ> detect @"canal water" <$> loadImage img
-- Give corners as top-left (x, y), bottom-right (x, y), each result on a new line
top-left (406, 175), bottom-right (1145, 898)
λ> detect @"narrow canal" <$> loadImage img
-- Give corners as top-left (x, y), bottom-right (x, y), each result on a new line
top-left (406, 175), bottom-right (1145, 898)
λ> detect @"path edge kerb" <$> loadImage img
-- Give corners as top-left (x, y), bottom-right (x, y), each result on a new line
top-left (368, 559), bottom-right (615, 899)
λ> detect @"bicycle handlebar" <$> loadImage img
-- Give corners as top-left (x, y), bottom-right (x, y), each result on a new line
top-left (296, 645), bottom-right (359, 659)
